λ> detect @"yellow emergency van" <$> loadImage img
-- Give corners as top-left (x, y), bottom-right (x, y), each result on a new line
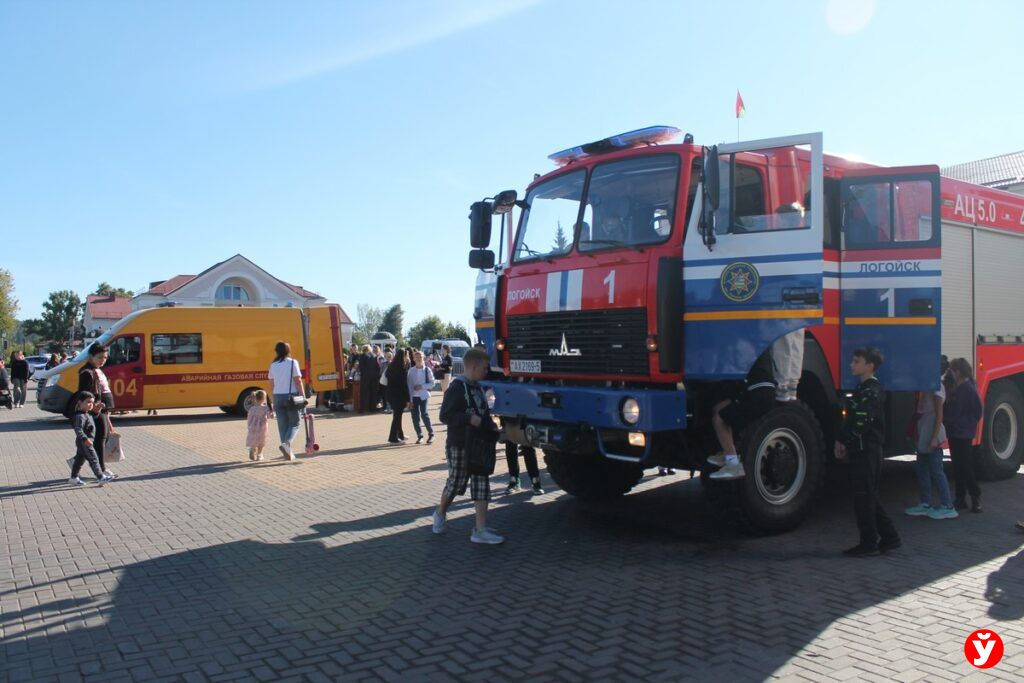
top-left (37, 305), bottom-right (346, 416)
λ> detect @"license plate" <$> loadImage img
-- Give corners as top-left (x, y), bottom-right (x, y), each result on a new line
top-left (510, 359), bottom-right (542, 373)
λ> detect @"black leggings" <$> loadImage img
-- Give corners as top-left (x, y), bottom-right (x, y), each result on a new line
top-left (948, 437), bottom-right (981, 502)
top-left (388, 399), bottom-right (406, 442)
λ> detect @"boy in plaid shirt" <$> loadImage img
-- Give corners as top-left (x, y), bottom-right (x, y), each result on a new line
top-left (433, 348), bottom-right (504, 544)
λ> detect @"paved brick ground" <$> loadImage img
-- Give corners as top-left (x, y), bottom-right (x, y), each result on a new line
top-left (2, 391), bottom-right (1023, 681)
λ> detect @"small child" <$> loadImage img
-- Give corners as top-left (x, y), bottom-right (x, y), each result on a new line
top-left (835, 346), bottom-right (901, 557)
top-left (69, 391), bottom-right (112, 485)
top-left (246, 390), bottom-right (271, 461)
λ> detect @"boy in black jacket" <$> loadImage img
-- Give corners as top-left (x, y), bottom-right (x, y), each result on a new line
top-left (433, 348), bottom-right (504, 544)
top-left (69, 392), bottom-right (112, 485)
top-left (835, 347), bottom-right (900, 557)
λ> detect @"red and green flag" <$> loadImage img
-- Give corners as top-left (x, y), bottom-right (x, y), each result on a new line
top-left (735, 90), bottom-right (746, 118)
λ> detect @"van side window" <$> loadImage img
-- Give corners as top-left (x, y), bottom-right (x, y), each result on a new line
top-left (152, 333), bottom-right (203, 365)
top-left (106, 336), bottom-right (141, 366)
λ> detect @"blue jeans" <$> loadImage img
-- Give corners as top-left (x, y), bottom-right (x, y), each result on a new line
top-left (411, 396), bottom-right (433, 438)
top-left (916, 449), bottom-right (952, 508)
top-left (273, 394), bottom-right (301, 446)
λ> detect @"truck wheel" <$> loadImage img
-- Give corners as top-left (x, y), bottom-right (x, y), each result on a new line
top-left (234, 388), bottom-right (261, 417)
top-left (705, 402), bottom-right (825, 534)
top-left (543, 449), bottom-right (644, 501)
top-left (979, 381), bottom-right (1024, 480)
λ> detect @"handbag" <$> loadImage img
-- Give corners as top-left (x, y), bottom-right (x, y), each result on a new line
top-left (462, 381), bottom-right (498, 476)
top-left (290, 394), bottom-right (308, 408)
top-left (103, 415), bottom-right (125, 463)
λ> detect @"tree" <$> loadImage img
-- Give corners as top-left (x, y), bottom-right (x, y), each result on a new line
top-left (553, 220), bottom-right (569, 252)
top-left (381, 304), bottom-right (405, 346)
top-left (24, 290), bottom-right (82, 352)
top-left (355, 304), bottom-right (384, 342)
top-left (406, 315), bottom-right (447, 350)
top-left (443, 322), bottom-right (471, 344)
top-left (0, 269), bottom-right (17, 345)
top-left (93, 282), bottom-right (134, 298)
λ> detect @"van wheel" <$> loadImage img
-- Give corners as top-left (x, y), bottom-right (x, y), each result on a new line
top-left (543, 448), bottom-right (644, 501)
top-left (234, 388), bottom-right (261, 417)
top-left (704, 402), bottom-right (825, 534)
top-left (979, 381), bottom-right (1024, 480)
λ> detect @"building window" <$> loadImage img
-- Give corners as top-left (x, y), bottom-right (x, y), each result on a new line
top-left (152, 333), bottom-right (203, 365)
top-left (217, 284), bottom-right (250, 302)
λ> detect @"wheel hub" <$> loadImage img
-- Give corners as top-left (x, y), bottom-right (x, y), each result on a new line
top-left (991, 402), bottom-right (1018, 461)
top-left (753, 428), bottom-right (807, 506)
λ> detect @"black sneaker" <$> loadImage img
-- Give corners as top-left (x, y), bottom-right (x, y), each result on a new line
top-left (416, 435), bottom-right (423, 444)
top-left (878, 537), bottom-right (902, 553)
top-left (531, 478), bottom-right (545, 495)
top-left (953, 499), bottom-right (968, 511)
top-left (506, 477), bottom-right (521, 493)
top-left (842, 544), bottom-right (880, 557)
top-left (971, 496), bottom-right (982, 513)
top-left (427, 434), bottom-right (434, 444)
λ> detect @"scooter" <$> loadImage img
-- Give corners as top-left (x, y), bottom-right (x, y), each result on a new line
top-left (303, 411), bottom-right (320, 454)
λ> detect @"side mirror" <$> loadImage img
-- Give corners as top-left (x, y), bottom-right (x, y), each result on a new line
top-left (703, 145), bottom-right (720, 210)
top-left (468, 249), bottom-right (495, 270)
top-left (492, 189), bottom-right (517, 214)
top-left (470, 201), bottom-right (493, 248)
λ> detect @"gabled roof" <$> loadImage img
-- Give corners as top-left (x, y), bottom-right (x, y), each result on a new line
top-left (86, 294), bottom-right (132, 320)
top-left (140, 254), bottom-right (324, 299)
top-left (942, 150), bottom-right (1024, 189)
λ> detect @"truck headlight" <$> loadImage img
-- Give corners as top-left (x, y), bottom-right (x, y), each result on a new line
top-left (621, 397), bottom-right (641, 425)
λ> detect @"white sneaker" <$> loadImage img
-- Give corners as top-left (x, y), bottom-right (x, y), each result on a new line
top-left (709, 462), bottom-right (746, 480)
top-left (432, 510), bottom-right (447, 535)
top-left (103, 470), bottom-right (118, 480)
top-left (706, 454), bottom-right (726, 467)
top-left (470, 528), bottom-right (505, 545)
top-left (69, 477), bottom-right (85, 486)
top-left (279, 444), bottom-right (294, 460)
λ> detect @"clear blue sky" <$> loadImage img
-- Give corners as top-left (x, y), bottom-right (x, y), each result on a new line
top-left (2, 0), bottom-right (1021, 331)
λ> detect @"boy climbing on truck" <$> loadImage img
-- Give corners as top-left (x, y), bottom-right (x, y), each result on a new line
top-left (835, 347), bottom-right (901, 557)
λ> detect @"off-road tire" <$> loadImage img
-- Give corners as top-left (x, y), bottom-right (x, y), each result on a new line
top-left (543, 449), bottom-right (644, 501)
top-left (704, 401), bottom-right (826, 535)
top-left (979, 381), bottom-right (1024, 480)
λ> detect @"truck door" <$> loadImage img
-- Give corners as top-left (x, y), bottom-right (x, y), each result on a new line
top-left (683, 133), bottom-right (824, 378)
top-left (103, 334), bottom-right (145, 410)
top-left (838, 167), bottom-right (941, 390)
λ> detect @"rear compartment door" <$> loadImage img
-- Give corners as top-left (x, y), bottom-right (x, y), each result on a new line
top-left (683, 132), bottom-right (824, 379)
top-left (839, 166), bottom-right (941, 390)
top-left (305, 306), bottom-right (346, 393)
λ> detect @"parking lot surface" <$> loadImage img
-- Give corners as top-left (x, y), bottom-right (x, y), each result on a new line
top-left (2, 395), bottom-right (1023, 681)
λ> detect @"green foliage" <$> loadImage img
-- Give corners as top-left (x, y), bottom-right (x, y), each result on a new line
top-left (24, 290), bottom-right (82, 352)
top-left (354, 304), bottom-right (384, 343)
top-left (553, 221), bottom-right (569, 252)
top-left (0, 269), bottom-right (17, 340)
top-left (94, 282), bottom-right (134, 297)
top-left (351, 330), bottom-right (369, 348)
top-left (443, 322), bottom-right (471, 344)
top-left (381, 304), bottom-right (405, 346)
top-left (406, 315), bottom-right (446, 350)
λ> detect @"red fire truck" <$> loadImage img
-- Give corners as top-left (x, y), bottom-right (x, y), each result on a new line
top-left (469, 127), bottom-right (1024, 533)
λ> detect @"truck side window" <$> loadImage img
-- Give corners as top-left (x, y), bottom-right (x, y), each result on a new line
top-left (843, 179), bottom-right (934, 247)
top-left (106, 336), bottom-right (141, 366)
top-left (152, 333), bottom-right (203, 365)
top-left (716, 149), bottom-right (810, 234)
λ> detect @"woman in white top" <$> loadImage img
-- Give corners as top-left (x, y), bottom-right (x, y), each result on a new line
top-left (268, 341), bottom-right (305, 460)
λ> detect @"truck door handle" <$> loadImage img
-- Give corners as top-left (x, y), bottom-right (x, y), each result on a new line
top-left (909, 298), bottom-right (934, 315)
top-left (782, 288), bottom-right (820, 305)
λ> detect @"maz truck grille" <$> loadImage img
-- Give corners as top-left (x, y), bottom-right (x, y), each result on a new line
top-left (506, 308), bottom-right (649, 376)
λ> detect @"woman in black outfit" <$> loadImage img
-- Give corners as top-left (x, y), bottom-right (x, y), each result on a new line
top-left (385, 350), bottom-right (410, 443)
top-left (75, 343), bottom-right (118, 479)
top-left (944, 357), bottom-right (985, 512)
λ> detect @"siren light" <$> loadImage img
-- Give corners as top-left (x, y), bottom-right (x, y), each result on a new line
top-left (548, 126), bottom-right (683, 166)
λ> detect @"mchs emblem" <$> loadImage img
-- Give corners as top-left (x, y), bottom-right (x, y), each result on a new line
top-left (720, 262), bottom-right (760, 302)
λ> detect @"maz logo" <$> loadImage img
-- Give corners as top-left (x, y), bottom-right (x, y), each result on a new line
top-left (964, 629), bottom-right (1004, 669)
top-left (549, 333), bottom-right (581, 357)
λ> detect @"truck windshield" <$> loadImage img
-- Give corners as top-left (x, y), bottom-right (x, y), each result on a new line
top-left (578, 154), bottom-right (680, 252)
top-left (514, 169), bottom-right (585, 262)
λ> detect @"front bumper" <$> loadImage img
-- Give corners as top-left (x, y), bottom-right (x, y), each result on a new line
top-left (38, 383), bottom-right (72, 414)
top-left (488, 380), bottom-right (686, 461)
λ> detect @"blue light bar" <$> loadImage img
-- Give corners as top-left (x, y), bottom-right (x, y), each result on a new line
top-left (548, 126), bottom-right (682, 166)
